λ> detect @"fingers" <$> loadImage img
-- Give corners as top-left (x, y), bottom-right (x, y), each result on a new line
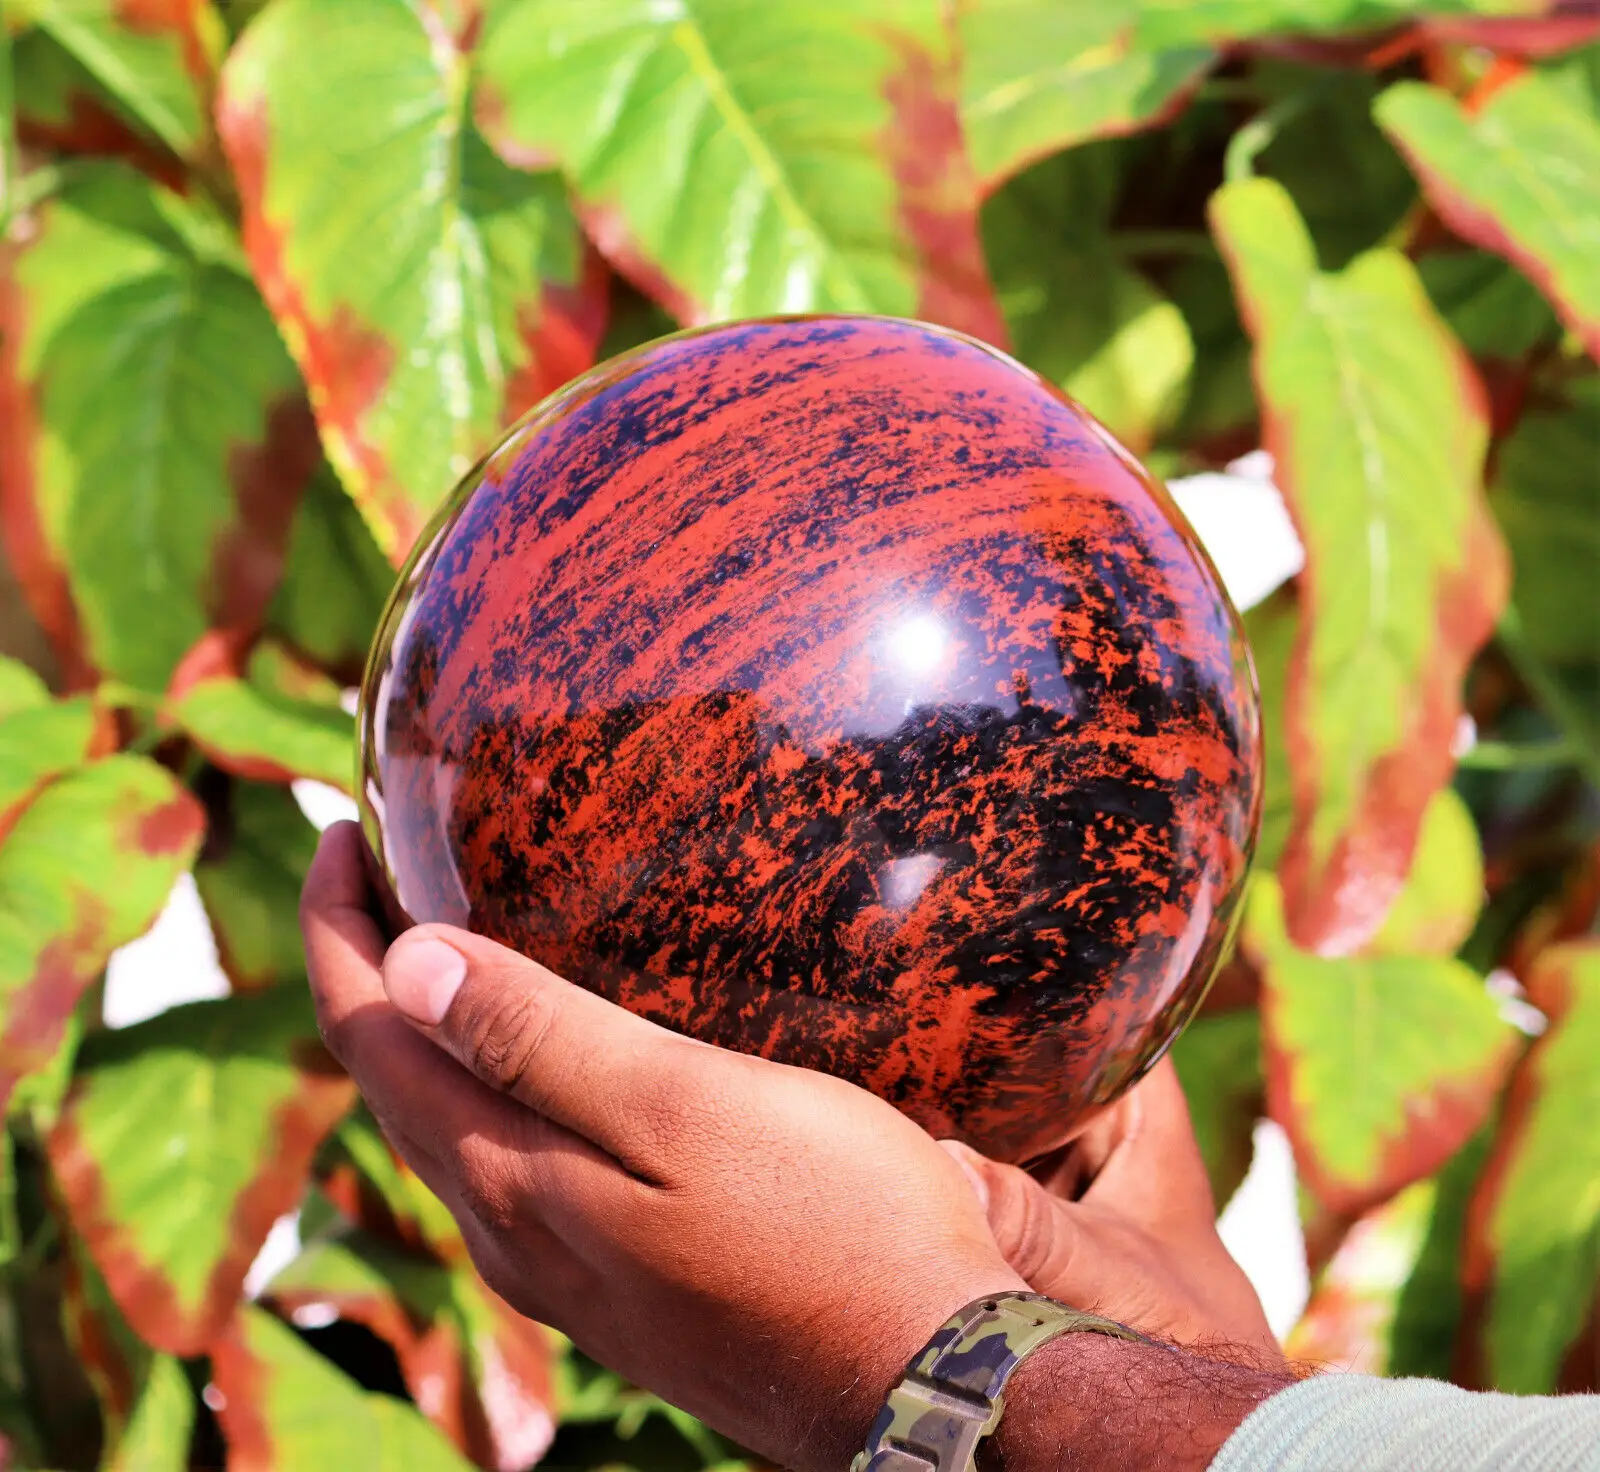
top-left (939, 1140), bottom-right (1082, 1291)
top-left (381, 920), bottom-right (724, 1174)
top-left (303, 824), bottom-right (457, 1101)
top-left (301, 825), bottom-right (617, 1211)
top-left (1081, 1058), bottom-right (1218, 1226)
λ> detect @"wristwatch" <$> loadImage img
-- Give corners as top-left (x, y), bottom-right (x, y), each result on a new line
top-left (850, 1291), bottom-right (1149, 1471)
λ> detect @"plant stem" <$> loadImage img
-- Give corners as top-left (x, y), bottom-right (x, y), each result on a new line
top-left (1224, 92), bottom-right (1310, 182)
top-left (1456, 738), bottom-right (1584, 772)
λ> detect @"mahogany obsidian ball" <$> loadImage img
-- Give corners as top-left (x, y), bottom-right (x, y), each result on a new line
top-left (357, 315), bottom-right (1261, 1163)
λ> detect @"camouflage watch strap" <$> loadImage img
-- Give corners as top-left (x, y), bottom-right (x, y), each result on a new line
top-left (850, 1292), bottom-right (1149, 1472)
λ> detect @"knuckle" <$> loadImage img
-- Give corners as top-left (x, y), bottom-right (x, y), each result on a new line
top-left (457, 974), bottom-right (558, 1100)
top-left (452, 1136), bottom-right (521, 1233)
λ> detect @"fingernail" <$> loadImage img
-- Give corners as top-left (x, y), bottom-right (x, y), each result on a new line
top-left (384, 936), bottom-right (466, 1025)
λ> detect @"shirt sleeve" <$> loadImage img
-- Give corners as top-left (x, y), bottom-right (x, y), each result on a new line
top-left (1208, 1372), bottom-right (1600, 1472)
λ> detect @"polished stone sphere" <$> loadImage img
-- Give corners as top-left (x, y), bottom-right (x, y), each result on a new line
top-left (357, 316), bottom-right (1261, 1163)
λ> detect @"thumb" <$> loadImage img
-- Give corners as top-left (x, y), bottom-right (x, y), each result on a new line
top-left (380, 922), bottom-right (695, 1159)
top-left (939, 1140), bottom-right (1083, 1292)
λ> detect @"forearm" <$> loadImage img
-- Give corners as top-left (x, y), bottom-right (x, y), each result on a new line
top-left (978, 1333), bottom-right (1297, 1472)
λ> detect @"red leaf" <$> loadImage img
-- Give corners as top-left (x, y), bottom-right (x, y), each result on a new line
top-left (879, 28), bottom-right (1010, 347)
top-left (47, 994), bottom-right (355, 1356)
top-left (0, 760), bottom-right (205, 1113)
top-left (0, 262), bottom-right (91, 687)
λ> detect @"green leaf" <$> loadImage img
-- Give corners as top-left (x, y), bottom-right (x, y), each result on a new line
top-left (1248, 876), bottom-right (1515, 1214)
top-left (1368, 786), bottom-right (1484, 957)
top-left (217, 0), bottom-right (609, 556)
top-left (22, 0), bottom-right (225, 160)
top-left (211, 1305), bottom-right (474, 1470)
top-left (1170, 1008), bottom-right (1262, 1212)
top-left (0, 654), bottom-right (48, 718)
top-left (958, 1), bottom-right (1211, 189)
top-left (1377, 75), bottom-right (1600, 363)
top-left (1467, 940), bottom-right (1600, 1392)
top-left (0, 20), bottom-right (14, 234)
top-left (1211, 176), bottom-right (1507, 955)
top-left (266, 466), bottom-right (395, 686)
top-left (982, 147), bottom-right (1192, 450)
top-left (10, 26), bottom-right (185, 190)
top-left (0, 754), bottom-right (203, 1113)
top-left (1388, 1125), bottom-right (1493, 1378)
top-left (0, 692), bottom-right (97, 829)
top-left (1491, 377), bottom-right (1600, 669)
top-left (59, 1226), bottom-right (161, 1445)
top-left (103, 1354), bottom-right (193, 1472)
top-left (321, 1105), bottom-right (466, 1265)
top-left (474, 0), bottom-right (1003, 337)
top-left (1168, 253), bottom-right (1258, 446)
top-left (1251, 65), bottom-right (1415, 271)
top-left (171, 676), bottom-right (356, 793)
top-left (2, 160), bottom-right (179, 677)
top-left (268, 1233), bottom-right (561, 1468)
top-left (1242, 589), bottom-right (1294, 873)
top-left (46, 989), bottom-right (354, 1355)
top-left (194, 779), bottom-right (319, 991)
top-left (1418, 249), bottom-right (1562, 361)
top-left (5, 162), bottom-right (320, 692)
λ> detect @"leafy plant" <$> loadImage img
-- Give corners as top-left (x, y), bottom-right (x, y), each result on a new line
top-left (2, 0), bottom-right (1598, 1466)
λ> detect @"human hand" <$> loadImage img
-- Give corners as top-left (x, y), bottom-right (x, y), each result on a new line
top-left (301, 822), bottom-right (1028, 1471)
top-left (939, 1058), bottom-right (1282, 1364)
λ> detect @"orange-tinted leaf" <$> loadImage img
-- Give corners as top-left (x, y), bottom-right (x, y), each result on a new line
top-left (1212, 177), bottom-right (1507, 955)
top-left (1420, 13), bottom-right (1600, 56)
top-left (217, 0), bottom-right (608, 556)
top-left (23, 0), bottom-right (225, 160)
top-left (267, 1234), bottom-right (559, 1468)
top-left (212, 1304), bottom-right (474, 1471)
top-left (11, 27), bottom-right (186, 188)
top-left (450, 1264), bottom-right (560, 1470)
top-left (475, 1), bottom-right (1004, 342)
top-left (170, 675), bottom-right (355, 793)
top-left (1462, 940), bottom-right (1600, 1391)
top-left (1378, 75), bottom-right (1600, 364)
top-left (1, 162), bottom-right (320, 693)
top-left (265, 1235), bottom-right (467, 1443)
top-left (958, 1), bottom-right (1211, 189)
top-left (318, 1105), bottom-right (467, 1266)
top-left (1248, 876), bottom-right (1517, 1215)
top-left (1285, 1179), bottom-right (1437, 1373)
top-left (1367, 787), bottom-right (1485, 957)
top-left (0, 755), bottom-right (202, 1113)
top-left (47, 989), bottom-right (353, 1355)
top-left (0, 681), bottom-right (98, 836)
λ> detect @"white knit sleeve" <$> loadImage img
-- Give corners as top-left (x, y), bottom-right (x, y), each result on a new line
top-left (1209, 1372), bottom-right (1600, 1472)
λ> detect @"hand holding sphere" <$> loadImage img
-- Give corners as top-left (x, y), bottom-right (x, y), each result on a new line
top-left (357, 315), bottom-right (1261, 1164)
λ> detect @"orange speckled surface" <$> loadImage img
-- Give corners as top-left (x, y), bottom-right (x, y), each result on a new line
top-left (358, 316), bottom-right (1261, 1163)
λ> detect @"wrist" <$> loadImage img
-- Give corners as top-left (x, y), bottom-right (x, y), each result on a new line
top-left (817, 1267), bottom-right (1030, 1472)
top-left (980, 1332), bottom-right (1296, 1472)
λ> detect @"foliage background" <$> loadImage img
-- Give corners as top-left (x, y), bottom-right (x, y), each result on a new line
top-left (1, 0), bottom-right (1598, 1467)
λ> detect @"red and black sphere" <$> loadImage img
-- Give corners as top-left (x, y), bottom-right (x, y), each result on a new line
top-left (358, 316), bottom-right (1261, 1164)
